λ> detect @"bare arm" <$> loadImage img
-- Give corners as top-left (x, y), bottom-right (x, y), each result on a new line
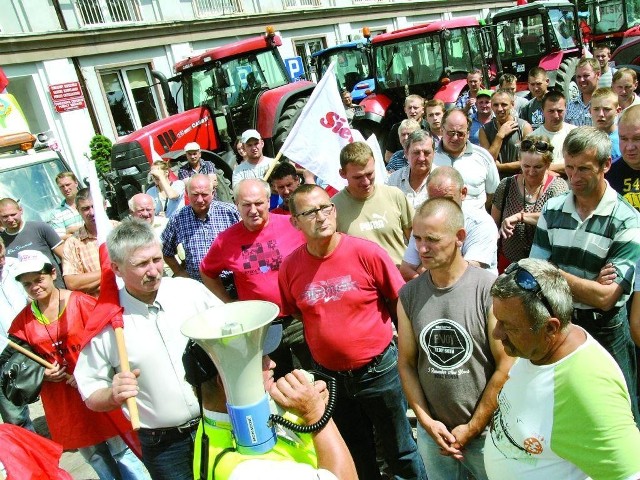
top-left (85, 370), bottom-right (139, 412)
top-left (399, 260), bottom-right (422, 282)
top-left (397, 302), bottom-right (461, 457)
top-left (450, 308), bottom-right (513, 449)
top-left (269, 371), bottom-right (358, 480)
top-left (163, 255), bottom-right (189, 278)
top-left (151, 167), bottom-right (180, 199)
top-left (63, 270), bottom-right (101, 293)
top-left (52, 243), bottom-right (65, 261)
top-left (200, 271), bottom-right (233, 303)
top-left (561, 270), bottom-right (624, 311)
top-left (485, 194), bottom-right (494, 214)
top-left (384, 150), bottom-right (394, 163)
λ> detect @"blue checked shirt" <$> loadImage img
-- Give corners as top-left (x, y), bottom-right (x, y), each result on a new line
top-left (455, 91), bottom-right (477, 116)
top-left (565, 95), bottom-right (592, 127)
top-left (386, 150), bottom-right (408, 173)
top-left (178, 160), bottom-right (217, 180)
top-left (161, 201), bottom-right (240, 281)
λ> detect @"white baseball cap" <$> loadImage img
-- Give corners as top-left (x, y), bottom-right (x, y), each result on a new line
top-left (184, 142), bottom-right (201, 152)
top-left (241, 129), bottom-right (262, 143)
top-left (12, 250), bottom-right (52, 280)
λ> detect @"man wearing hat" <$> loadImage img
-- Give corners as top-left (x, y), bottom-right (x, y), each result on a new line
top-left (232, 130), bottom-right (274, 186)
top-left (183, 323), bottom-right (357, 479)
top-left (178, 142), bottom-right (217, 182)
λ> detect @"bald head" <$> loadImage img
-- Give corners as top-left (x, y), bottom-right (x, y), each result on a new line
top-left (619, 104), bottom-right (640, 127)
top-left (426, 167), bottom-right (466, 206)
top-left (129, 193), bottom-right (155, 223)
top-left (415, 197), bottom-right (464, 234)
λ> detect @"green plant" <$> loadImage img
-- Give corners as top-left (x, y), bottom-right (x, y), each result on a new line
top-left (89, 134), bottom-right (113, 174)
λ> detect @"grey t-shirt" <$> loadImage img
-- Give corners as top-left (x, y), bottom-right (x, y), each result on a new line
top-left (399, 265), bottom-right (496, 430)
top-left (1, 221), bottom-right (65, 288)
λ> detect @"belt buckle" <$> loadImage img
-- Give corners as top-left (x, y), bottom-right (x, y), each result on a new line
top-left (176, 418), bottom-right (199, 434)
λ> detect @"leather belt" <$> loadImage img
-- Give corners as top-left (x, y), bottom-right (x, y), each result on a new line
top-left (139, 418), bottom-right (200, 437)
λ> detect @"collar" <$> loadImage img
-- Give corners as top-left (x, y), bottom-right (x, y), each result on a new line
top-left (77, 225), bottom-right (97, 241)
top-left (120, 281), bottom-right (167, 314)
top-left (563, 182), bottom-right (617, 218)
top-left (436, 140), bottom-right (473, 159)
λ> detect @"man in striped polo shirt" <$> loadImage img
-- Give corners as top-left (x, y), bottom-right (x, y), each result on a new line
top-left (530, 126), bottom-right (640, 424)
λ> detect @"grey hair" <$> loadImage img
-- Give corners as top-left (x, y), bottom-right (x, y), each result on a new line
top-left (491, 258), bottom-right (573, 331)
top-left (186, 174), bottom-right (213, 193)
top-left (107, 217), bottom-right (159, 265)
top-left (404, 129), bottom-right (434, 152)
top-left (426, 166), bottom-right (465, 191)
top-left (233, 178), bottom-right (271, 201)
top-left (563, 126), bottom-right (611, 168)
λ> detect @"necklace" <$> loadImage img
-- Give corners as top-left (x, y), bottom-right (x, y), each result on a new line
top-left (39, 288), bottom-right (67, 367)
top-left (522, 175), bottom-right (544, 206)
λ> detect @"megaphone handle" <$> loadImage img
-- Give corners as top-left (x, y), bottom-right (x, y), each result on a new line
top-left (115, 327), bottom-right (141, 430)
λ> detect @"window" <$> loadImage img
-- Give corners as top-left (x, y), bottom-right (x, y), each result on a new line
top-left (495, 14), bottom-right (545, 58)
top-left (99, 66), bottom-right (161, 137)
top-left (294, 38), bottom-right (327, 82)
top-left (75, 0), bottom-right (141, 26)
top-left (282, 0), bottom-right (321, 9)
top-left (192, 0), bottom-right (242, 17)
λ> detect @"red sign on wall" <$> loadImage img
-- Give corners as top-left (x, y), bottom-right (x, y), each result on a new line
top-left (48, 82), bottom-right (86, 113)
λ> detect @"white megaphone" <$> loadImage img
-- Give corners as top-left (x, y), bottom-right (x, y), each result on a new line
top-left (181, 300), bottom-right (280, 454)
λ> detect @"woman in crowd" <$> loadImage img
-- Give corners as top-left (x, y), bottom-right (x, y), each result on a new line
top-left (7, 250), bottom-right (147, 480)
top-left (147, 160), bottom-right (185, 217)
top-left (491, 134), bottom-right (568, 271)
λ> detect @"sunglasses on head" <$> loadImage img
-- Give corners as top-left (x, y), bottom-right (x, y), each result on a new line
top-left (505, 263), bottom-right (554, 317)
top-left (520, 139), bottom-right (553, 153)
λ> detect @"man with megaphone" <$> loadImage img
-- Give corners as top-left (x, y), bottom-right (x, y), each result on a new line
top-left (181, 307), bottom-right (358, 480)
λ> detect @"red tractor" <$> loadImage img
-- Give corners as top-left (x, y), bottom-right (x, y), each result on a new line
top-left (577, 0), bottom-right (640, 50)
top-left (109, 27), bottom-right (314, 212)
top-left (488, 0), bottom-right (583, 98)
top-left (355, 17), bottom-right (495, 142)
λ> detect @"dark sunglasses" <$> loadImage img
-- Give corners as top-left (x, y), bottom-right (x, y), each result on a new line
top-left (505, 263), bottom-right (554, 316)
top-left (520, 139), bottom-right (553, 153)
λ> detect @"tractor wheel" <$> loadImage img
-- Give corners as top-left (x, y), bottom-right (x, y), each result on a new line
top-left (554, 57), bottom-right (579, 101)
top-left (199, 150), bottom-right (234, 184)
top-left (272, 97), bottom-right (309, 154)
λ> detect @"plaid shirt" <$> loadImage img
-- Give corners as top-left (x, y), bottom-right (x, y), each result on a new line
top-left (178, 160), bottom-right (217, 180)
top-left (565, 95), bottom-right (592, 127)
top-left (455, 91), bottom-right (477, 116)
top-left (161, 202), bottom-right (240, 281)
top-left (49, 201), bottom-right (82, 235)
top-left (61, 223), bottom-right (118, 297)
top-left (386, 150), bottom-right (408, 173)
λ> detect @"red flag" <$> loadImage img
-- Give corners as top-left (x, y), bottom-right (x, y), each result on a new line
top-left (0, 67), bottom-right (9, 93)
top-left (0, 424), bottom-right (72, 480)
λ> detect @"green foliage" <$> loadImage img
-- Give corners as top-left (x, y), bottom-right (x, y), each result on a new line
top-left (89, 134), bottom-right (113, 174)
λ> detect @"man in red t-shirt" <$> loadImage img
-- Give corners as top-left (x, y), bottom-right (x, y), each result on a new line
top-left (278, 184), bottom-right (426, 480)
top-left (200, 178), bottom-right (310, 376)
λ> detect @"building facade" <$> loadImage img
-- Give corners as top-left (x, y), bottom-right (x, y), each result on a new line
top-left (0, 0), bottom-right (509, 178)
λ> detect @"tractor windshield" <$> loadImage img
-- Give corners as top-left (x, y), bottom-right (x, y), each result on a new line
top-left (316, 48), bottom-right (371, 93)
top-left (183, 49), bottom-right (289, 110)
top-left (547, 7), bottom-right (579, 49)
top-left (588, 0), bottom-right (640, 34)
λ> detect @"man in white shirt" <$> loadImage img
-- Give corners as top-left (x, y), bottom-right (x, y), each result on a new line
top-left (75, 218), bottom-right (221, 479)
top-left (232, 130), bottom-right (274, 186)
top-left (532, 90), bottom-right (576, 174)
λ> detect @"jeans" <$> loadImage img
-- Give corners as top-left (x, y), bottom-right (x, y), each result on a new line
top-left (317, 341), bottom-right (427, 480)
top-left (574, 306), bottom-right (640, 426)
top-left (417, 424), bottom-right (488, 480)
top-left (79, 435), bottom-right (149, 480)
top-left (137, 427), bottom-right (196, 480)
top-left (0, 388), bottom-right (34, 432)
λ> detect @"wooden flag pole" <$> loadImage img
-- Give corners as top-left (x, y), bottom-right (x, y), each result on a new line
top-left (7, 339), bottom-right (72, 381)
top-left (262, 150), bottom-right (284, 182)
top-left (115, 327), bottom-right (141, 430)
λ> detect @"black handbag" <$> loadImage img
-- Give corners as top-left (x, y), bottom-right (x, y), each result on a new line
top-left (0, 338), bottom-right (45, 407)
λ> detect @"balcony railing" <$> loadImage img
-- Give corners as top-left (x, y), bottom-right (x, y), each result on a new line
top-left (282, 0), bottom-right (322, 8)
top-left (75, 0), bottom-right (141, 26)
top-left (192, 0), bottom-right (243, 17)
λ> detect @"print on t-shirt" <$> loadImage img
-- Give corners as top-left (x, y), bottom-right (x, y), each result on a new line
top-left (419, 319), bottom-right (473, 376)
top-left (302, 276), bottom-right (358, 305)
top-left (241, 240), bottom-right (282, 274)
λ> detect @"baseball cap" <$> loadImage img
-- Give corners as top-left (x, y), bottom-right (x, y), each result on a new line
top-left (241, 129), bottom-right (262, 143)
top-left (184, 142), bottom-right (201, 152)
top-left (12, 250), bottom-right (52, 280)
top-left (476, 89), bottom-right (494, 99)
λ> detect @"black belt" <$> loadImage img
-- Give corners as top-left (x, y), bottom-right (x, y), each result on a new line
top-left (330, 342), bottom-right (393, 377)
top-left (139, 418), bottom-right (200, 437)
top-left (572, 306), bottom-right (621, 323)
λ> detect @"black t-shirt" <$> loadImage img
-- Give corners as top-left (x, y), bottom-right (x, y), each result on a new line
top-left (386, 122), bottom-right (402, 154)
top-left (606, 159), bottom-right (640, 211)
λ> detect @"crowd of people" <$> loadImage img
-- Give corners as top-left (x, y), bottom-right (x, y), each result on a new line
top-left (1, 47), bottom-right (640, 480)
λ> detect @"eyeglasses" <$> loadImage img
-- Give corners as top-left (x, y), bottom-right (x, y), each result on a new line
top-left (295, 203), bottom-right (335, 220)
top-left (445, 130), bottom-right (468, 138)
top-left (520, 139), bottom-right (553, 153)
top-left (505, 263), bottom-right (554, 317)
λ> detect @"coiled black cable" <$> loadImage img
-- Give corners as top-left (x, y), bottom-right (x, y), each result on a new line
top-left (269, 371), bottom-right (337, 433)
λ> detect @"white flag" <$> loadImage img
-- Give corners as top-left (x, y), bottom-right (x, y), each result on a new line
top-left (0, 332), bottom-right (9, 353)
top-left (280, 62), bottom-right (357, 191)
